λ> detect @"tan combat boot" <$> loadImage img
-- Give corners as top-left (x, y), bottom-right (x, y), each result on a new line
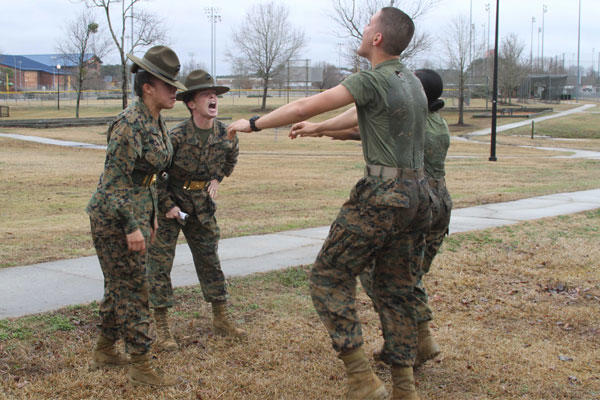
top-left (373, 322), bottom-right (440, 368)
top-left (415, 321), bottom-right (440, 367)
top-left (90, 334), bottom-right (129, 370)
top-left (154, 307), bottom-right (179, 352)
top-left (391, 365), bottom-right (420, 400)
top-left (339, 347), bottom-right (388, 400)
top-left (211, 302), bottom-right (247, 338)
top-left (128, 353), bottom-right (178, 387)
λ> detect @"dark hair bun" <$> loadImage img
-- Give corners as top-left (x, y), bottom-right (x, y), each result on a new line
top-left (429, 99), bottom-right (445, 112)
top-left (415, 69), bottom-right (444, 106)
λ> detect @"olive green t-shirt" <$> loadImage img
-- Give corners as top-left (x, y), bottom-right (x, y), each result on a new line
top-left (424, 112), bottom-right (450, 179)
top-left (341, 59), bottom-right (428, 169)
top-left (195, 125), bottom-right (211, 147)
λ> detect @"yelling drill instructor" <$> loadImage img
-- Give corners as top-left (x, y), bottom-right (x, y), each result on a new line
top-left (146, 69), bottom-right (244, 353)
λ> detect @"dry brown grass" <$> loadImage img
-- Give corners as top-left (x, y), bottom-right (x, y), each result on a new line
top-left (2, 129), bottom-right (600, 267)
top-left (0, 95), bottom-right (335, 121)
top-left (1, 210), bottom-right (599, 399)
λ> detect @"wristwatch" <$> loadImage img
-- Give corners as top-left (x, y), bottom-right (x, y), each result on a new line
top-left (249, 115), bottom-right (262, 132)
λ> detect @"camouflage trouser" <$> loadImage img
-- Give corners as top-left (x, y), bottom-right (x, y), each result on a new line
top-left (89, 216), bottom-right (153, 355)
top-left (310, 175), bottom-right (431, 367)
top-left (146, 209), bottom-right (227, 308)
top-left (360, 177), bottom-right (452, 324)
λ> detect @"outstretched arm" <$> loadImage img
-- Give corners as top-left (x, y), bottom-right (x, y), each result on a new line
top-left (289, 106), bottom-right (361, 141)
top-left (227, 84), bottom-right (355, 138)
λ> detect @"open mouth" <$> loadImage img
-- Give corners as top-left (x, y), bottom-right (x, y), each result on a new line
top-left (208, 101), bottom-right (217, 110)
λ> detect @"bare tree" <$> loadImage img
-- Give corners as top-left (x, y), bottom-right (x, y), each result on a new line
top-left (84, 0), bottom-right (167, 109)
top-left (231, 64), bottom-right (254, 93)
top-left (57, 10), bottom-right (111, 118)
top-left (443, 14), bottom-right (470, 126)
top-left (499, 33), bottom-right (526, 104)
top-left (229, 2), bottom-right (305, 111)
top-left (180, 53), bottom-right (208, 81)
top-left (330, 0), bottom-right (440, 69)
top-left (314, 62), bottom-right (345, 89)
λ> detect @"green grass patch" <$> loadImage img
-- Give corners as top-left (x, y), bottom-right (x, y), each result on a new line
top-left (504, 112), bottom-right (600, 139)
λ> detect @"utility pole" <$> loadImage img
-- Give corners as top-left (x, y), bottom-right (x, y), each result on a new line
top-left (205, 7), bottom-right (222, 80)
top-left (541, 4), bottom-right (548, 72)
top-left (576, 0), bottom-right (581, 101)
top-left (130, 2), bottom-right (135, 99)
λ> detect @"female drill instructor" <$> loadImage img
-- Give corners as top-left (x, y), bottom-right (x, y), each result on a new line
top-left (86, 45), bottom-right (185, 387)
top-left (146, 69), bottom-right (244, 353)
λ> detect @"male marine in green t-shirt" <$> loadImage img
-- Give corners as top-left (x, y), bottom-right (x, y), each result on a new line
top-left (227, 8), bottom-right (429, 400)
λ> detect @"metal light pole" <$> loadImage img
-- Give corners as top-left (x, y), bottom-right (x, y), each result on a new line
top-left (541, 4), bottom-right (548, 72)
top-left (576, 0), bottom-right (581, 101)
top-left (56, 64), bottom-right (61, 110)
top-left (205, 7), bottom-right (222, 80)
top-left (486, 3), bottom-right (491, 56)
top-left (469, 0), bottom-right (473, 74)
top-left (530, 17), bottom-right (536, 72)
top-left (537, 27), bottom-right (541, 70)
top-left (486, 3), bottom-right (491, 110)
top-left (489, 0), bottom-right (499, 162)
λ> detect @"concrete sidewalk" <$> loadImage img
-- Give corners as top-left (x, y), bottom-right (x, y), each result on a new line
top-left (1, 188), bottom-right (599, 319)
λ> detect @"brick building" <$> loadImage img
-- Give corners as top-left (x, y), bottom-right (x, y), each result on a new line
top-left (0, 53), bottom-right (100, 92)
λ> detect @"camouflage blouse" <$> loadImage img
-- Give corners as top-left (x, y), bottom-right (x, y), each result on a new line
top-left (86, 98), bottom-right (173, 234)
top-left (159, 118), bottom-right (239, 216)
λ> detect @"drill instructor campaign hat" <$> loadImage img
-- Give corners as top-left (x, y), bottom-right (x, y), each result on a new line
top-left (175, 69), bottom-right (230, 101)
top-left (127, 45), bottom-right (186, 91)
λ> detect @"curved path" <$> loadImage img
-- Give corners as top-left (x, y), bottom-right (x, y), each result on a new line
top-left (1, 188), bottom-right (599, 319)
top-left (0, 132), bottom-right (106, 149)
top-left (1, 105), bottom-right (599, 319)
top-left (452, 103), bottom-right (600, 159)
top-left (2, 104), bottom-right (598, 158)
top-left (464, 103), bottom-right (596, 137)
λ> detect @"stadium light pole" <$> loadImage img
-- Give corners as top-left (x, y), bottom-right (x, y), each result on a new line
top-left (205, 7), bottom-right (222, 80)
top-left (530, 17), bottom-right (536, 72)
top-left (489, 0), bottom-right (499, 162)
top-left (469, 0), bottom-right (473, 76)
top-left (56, 64), bottom-right (61, 110)
top-left (541, 4), bottom-right (547, 72)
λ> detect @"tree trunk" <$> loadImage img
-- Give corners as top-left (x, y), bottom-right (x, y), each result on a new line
top-left (261, 76), bottom-right (269, 111)
top-left (76, 71), bottom-right (83, 119)
top-left (458, 72), bottom-right (465, 125)
top-left (121, 57), bottom-right (128, 109)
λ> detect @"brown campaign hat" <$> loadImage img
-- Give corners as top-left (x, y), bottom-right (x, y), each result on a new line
top-left (175, 69), bottom-right (229, 101)
top-left (127, 46), bottom-right (186, 91)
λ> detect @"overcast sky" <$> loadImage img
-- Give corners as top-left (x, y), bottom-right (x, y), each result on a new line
top-left (2, 0), bottom-right (598, 75)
